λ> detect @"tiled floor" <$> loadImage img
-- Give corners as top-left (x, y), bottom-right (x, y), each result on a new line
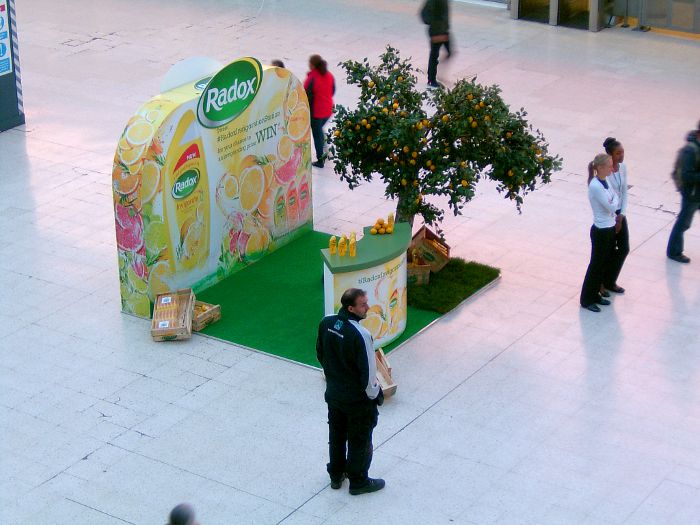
top-left (2, 0), bottom-right (700, 523)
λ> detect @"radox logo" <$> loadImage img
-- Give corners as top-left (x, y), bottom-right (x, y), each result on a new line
top-left (172, 169), bottom-right (200, 199)
top-left (197, 58), bottom-right (263, 128)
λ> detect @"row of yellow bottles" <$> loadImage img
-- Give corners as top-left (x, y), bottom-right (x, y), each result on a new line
top-left (329, 232), bottom-right (357, 257)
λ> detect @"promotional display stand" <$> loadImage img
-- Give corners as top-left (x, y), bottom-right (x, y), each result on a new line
top-left (0, 0), bottom-right (24, 131)
top-left (113, 57), bottom-right (313, 317)
top-left (321, 222), bottom-right (411, 348)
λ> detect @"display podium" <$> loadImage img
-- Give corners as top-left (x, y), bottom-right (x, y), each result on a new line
top-left (321, 222), bottom-right (411, 348)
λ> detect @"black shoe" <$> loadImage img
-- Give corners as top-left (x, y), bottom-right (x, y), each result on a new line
top-left (349, 478), bottom-right (385, 495)
top-left (607, 285), bottom-right (625, 294)
top-left (595, 296), bottom-right (611, 306)
top-left (426, 81), bottom-right (444, 90)
top-left (582, 304), bottom-right (601, 312)
top-left (600, 289), bottom-right (610, 298)
top-left (668, 254), bottom-right (690, 263)
top-left (312, 160), bottom-right (324, 168)
top-left (330, 473), bottom-right (346, 490)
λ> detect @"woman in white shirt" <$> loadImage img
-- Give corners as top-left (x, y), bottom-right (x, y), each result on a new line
top-left (601, 137), bottom-right (628, 295)
top-left (580, 153), bottom-right (620, 312)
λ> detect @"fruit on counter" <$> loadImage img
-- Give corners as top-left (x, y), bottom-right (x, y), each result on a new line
top-left (369, 214), bottom-right (395, 235)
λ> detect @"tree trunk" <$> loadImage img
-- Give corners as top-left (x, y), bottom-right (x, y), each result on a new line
top-left (395, 194), bottom-right (415, 228)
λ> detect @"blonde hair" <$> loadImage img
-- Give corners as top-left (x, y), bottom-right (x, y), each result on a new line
top-left (587, 153), bottom-right (611, 183)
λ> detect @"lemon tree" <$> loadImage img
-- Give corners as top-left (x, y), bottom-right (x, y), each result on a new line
top-left (327, 46), bottom-right (562, 229)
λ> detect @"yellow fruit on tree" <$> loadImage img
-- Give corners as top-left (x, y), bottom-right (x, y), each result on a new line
top-left (471, 121), bottom-right (478, 128)
top-left (409, 159), bottom-right (416, 165)
top-left (368, 81), bottom-right (375, 88)
top-left (334, 130), bottom-right (341, 137)
top-left (461, 179), bottom-right (468, 187)
top-left (392, 102), bottom-right (399, 109)
top-left (402, 146), bottom-right (409, 153)
top-left (442, 115), bottom-right (449, 123)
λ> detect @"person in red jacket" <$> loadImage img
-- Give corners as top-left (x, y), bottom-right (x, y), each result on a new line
top-left (304, 54), bottom-right (335, 168)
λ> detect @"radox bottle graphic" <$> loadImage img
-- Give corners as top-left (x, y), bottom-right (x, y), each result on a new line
top-left (163, 109), bottom-right (211, 272)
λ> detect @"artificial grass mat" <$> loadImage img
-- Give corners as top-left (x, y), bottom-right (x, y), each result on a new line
top-left (408, 258), bottom-right (501, 314)
top-left (197, 230), bottom-right (439, 367)
top-left (197, 231), bottom-right (497, 367)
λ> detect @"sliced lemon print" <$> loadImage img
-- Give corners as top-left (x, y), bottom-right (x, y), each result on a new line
top-left (118, 143), bottom-right (146, 166)
top-left (239, 165), bottom-right (265, 213)
top-left (127, 266), bottom-right (148, 294)
top-left (145, 220), bottom-right (168, 253)
top-left (287, 88), bottom-right (299, 114)
top-left (243, 228), bottom-right (270, 261)
top-left (287, 106), bottom-right (310, 142)
top-left (125, 119), bottom-right (154, 146)
top-left (277, 135), bottom-right (294, 162)
top-left (361, 311), bottom-right (387, 340)
top-left (141, 161), bottom-right (161, 203)
top-left (144, 109), bottom-right (161, 123)
top-left (148, 260), bottom-right (172, 299)
top-left (126, 291), bottom-right (151, 317)
top-left (224, 174), bottom-right (239, 199)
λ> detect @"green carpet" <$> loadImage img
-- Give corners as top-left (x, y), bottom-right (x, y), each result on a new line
top-left (197, 230), bottom-right (440, 367)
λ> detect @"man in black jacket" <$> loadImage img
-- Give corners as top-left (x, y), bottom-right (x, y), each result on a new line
top-left (421, 0), bottom-right (451, 89)
top-left (668, 121), bottom-right (700, 263)
top-left (317, 288), bottom-right (385, 495)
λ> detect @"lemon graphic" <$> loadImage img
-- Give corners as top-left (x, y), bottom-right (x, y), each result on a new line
top-left (277, 135), bottom-right (294, 162)
top-left (287, 106), bottom-right (310, 142)
top-left (118, 143), bottom-right (146, 166)
top-left (361, 311), bottom-right (387, 340)
top-left (125, 119), bottom-right (154, 146)
top-left (126, 266), bottom-right (148, 294)
top-left (243, 227), bottom-right (271, 262)
top-left (141, 161), bottom-right (161, 203)
top-left (126, 292), bottom-right (151, 317)
top-left (224, 174), bottom-right (239, 199)
top-left (287, 89), bottom-right (299, 114)
top-left (145, 220), bottom-right (168, 253)
top-left (239, 165), bottom-right (265, 213)
top-left (144, 109), bottom-right (161, 123)
top-left (148, 260), bottom-right (172, 299)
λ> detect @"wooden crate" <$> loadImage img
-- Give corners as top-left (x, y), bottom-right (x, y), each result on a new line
top-left (150, 289), bottom-right (195, 342)
top-left (410, 226), bottom-right (450, 273)
top-left (407, 247), bottom-right (431, 286)
top-left (192, 301), bottom-right (221, 332)
top-left (375, 348), bottom-right (397, 397)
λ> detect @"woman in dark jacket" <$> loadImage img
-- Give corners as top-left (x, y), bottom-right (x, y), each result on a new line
top-left (304, 54), bottom-right (335, 168)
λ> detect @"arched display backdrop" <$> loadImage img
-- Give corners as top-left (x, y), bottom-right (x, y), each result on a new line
top-left (113, 58), bottom-right (313, 318)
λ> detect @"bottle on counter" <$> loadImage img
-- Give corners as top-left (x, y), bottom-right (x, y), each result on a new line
top-left (338, 235), bottom-right (348, 256)
top-left (349, 232), bottom-right (357, 257)
top-left (329, 236), bottom-right (337, 255)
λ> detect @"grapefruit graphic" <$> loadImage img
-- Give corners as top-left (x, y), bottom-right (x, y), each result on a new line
top-left (115, 203), bottom-right (144, 252)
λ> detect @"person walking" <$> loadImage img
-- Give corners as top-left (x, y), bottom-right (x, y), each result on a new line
top-left (420, 0), bottom-right (451, 89)
top-left (667, 121), bottom-right (700, 263)
top-left (316, 288), bottom-right (385, 495)
top-left (304, 54), bottom-right (335, 168)
top-left (581, 153), bottom-right (620, 312)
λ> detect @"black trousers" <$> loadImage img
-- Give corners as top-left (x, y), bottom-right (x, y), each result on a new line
top-left (604, 216), bottom-right (630, 289)
top-left (310, 117), bottom-right (328, 162)
top-left (326, 399), bottom-right (378, 488)
top-left (580, 225), bottom-right (616, 307)
top-left (427, 37), bottom-right (451, 84)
